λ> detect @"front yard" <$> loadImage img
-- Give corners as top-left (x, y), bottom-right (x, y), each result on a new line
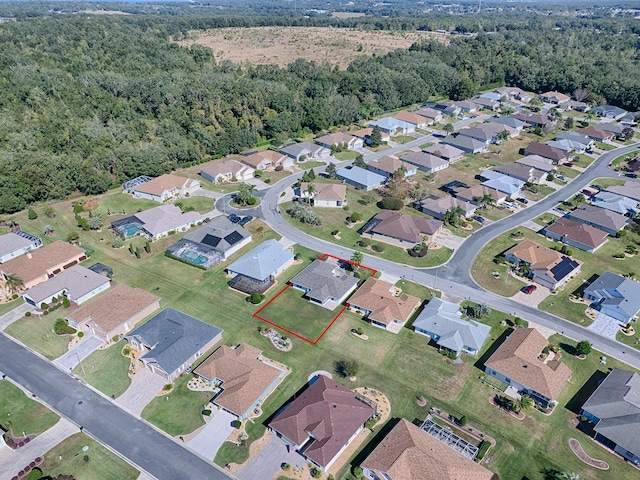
top-left (5, 314), bottom-right (73, 360)
top-left (73, 341), bottom-right (131, 399)
top-left (0, 380), bottom-right (59, 436)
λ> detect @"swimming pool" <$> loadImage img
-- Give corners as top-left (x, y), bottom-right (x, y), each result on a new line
top-left (181, 251), bottom-right (208, 265)
top-left (124, 225), bottom-right (141, 237)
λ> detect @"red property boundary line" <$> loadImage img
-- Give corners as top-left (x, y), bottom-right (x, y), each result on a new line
top-left (252, 253), bottom-right (377, 345)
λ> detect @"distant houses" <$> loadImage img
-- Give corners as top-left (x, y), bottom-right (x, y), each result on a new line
top-left (366, 156), bottom-right (417, 179)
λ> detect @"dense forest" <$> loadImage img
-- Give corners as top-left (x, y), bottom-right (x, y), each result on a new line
top-left (0, 11), bottom-right (639, 213)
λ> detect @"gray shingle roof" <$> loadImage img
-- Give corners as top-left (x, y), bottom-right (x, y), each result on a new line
top-left (582, 369), bottom-right (640, 457)
top-left (0, 232), bottom-right (40, 261)
top-left (127, 308), bottom-right (222, 376)
top-left (413, 298), bottom-right (491, 352)
top-left (23, 265), bottom-right (110, 305)
top-left (584, 271), bottom-right (640, 320)
top-left (290, 259), bottom-right (358, 305)
top-left (227, 239), bottom-right (293, 282)
top-left (183, 216), bottom-right (251, 254)
top-left (567, 205), bottom-right (629, 232)
top-left (336, 166), bottom-right (386, 189)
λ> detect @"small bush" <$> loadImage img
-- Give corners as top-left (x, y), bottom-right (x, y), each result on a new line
top-left (350, 212), bottom-right (362, 222)
top-left (459, 415), bottom-right (468, 426)
top-left (162, 384), bottom-right (173, 391)
top-left (342, 205), bottom-right (350, 211)
top-left (202, 409), bottom-right (212, 416)
top-left (371, 244), bottom-right (385, 253)
top-left (28, 208), bottom-right (38, 220)
top-left (264, 178), bottom-right (271, 184)
top-left (247, 197), bottom-right (257, 205)
top-left (248, 293), bottom-right (265, 304)
top-left (356, 327), bottom-right (364, 336)
top-left (281, 463), bottom-right (291, 471)
top-left (331, 229), bottom-right (339, 236)
top-left (54, 318), bottom-right (75, 335)
top-left (378, 197), bottom-right (404, 210)
top-left (310, 467), bottom-right (322, 479)
top-left (231, 420), bottom-right (242, 429)
top-left (62, 297), bottom-right (71, 308)
top-left (12, 293), bottom-right (18, 300)
top-left (353, 466), bottom-right (364, 479)
top-left (25, 311), bottom-right (31, 317)
top-left (613, 252), bottom-right (625, 258)
top-left (364, 415), bottom-right (380, 430)
top-left (112, 335), bottom-right (120, 343)
top-left (358, 238), bottom-right (370, 247)
top-left (78, 331), bottom-right (84, 338)
top-left (40, 302), bottom-right (48, 310)
top-left (112, 237), bottom-right (124, 249)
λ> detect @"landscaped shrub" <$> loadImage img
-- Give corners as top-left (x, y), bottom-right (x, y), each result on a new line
top-left (40, 302), bottom-right (48, 310)
top-left (281, 463), bottom-right (291, 471)
top-left (78, 331), bottom-right (84, 338)
top-left (202, 409), bottom-right (212, 416)
top-left (62, 297), bottom-right (70, 308)
top-left (112, 335), bottom-right (120, 343)
top-left (378, 197), bottom-right (404, 210)
top-left (112, 237), bottom-right (124, 249)
top-left (12, 293), bottom-right (18, 300)
top-left (310, 467), bottom-right (322, 479)
top-left (264, 178), bottom-right (271, 184)
top-left (331, 229), bottom-right (339, 236)
top-left (25, 311), bottom-right (31, 317)
top-left (371, 244), bottom-right (385, 253)
top-left (162, 384), bottom-right (173, 391)
top-left (349, 212), bottom-right (362, 222)
top-left (231, 420), bottom-right (241, 429)
top-left (364, 415), bottom-right (380, 430)
top-left (476, 441), bottom-right (491, 461)
top-left (247, 196), bottom-right (257, 205)
top-left (353, 466), bottom-right (364, 479)
top-left (459, 415), bottom-right (468, 426)
top-left (248, 293), bottom-right (265, 304)
top-left (28, 208), bottom-right (38, 220)
top-left (54, 318), bottom-right (75, 335)
top-left (358, 238), bottom-right (370, 247)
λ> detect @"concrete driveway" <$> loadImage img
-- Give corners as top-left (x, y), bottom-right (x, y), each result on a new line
top-left (588, 312), bottom-right (623, 340)
top-left (510, 284), bottom-right (550, 308)
top-left (116, 367), bottom-right (166, 416)
top-left (0, 303), bottom-right (33, 331)
top-left (236, 433), bottom-right (305, 480)
top-left (186, 409), bottom-right (236, 461)
top-left (54, 335), bottom-right (103, 371)
top-left (433, 229), bottom-right (466, 251)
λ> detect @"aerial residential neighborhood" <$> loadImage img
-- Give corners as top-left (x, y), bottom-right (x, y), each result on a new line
top-left (1, 4), bottom-right (640, 480)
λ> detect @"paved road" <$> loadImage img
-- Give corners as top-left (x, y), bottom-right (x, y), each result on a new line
top-left (0, 334), bottom-right (235, 480)
top-left (257, 142), bottom-right (640, 370)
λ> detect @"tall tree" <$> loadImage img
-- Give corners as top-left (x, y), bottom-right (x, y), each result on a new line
top-left (4, 273), bottom-right (24, 295)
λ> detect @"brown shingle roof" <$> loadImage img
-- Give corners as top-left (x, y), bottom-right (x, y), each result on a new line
top-left (242, 150), bottom-right (285, 168)
top-left (576, 126), bottom-right (614, 141)
top-left (199, 159), bottom-right (252, 178)
top-left (394, 111), bottom-right (430, 125)
top-left (368, 156), bottom-right (413, 175)
top-left (133, 174), bottom-right (196, 196)
top-left (505, 240), bottom-right (563, 269)
top-left (545, 218), bottom-right (608, 249)
top-left (348, 278), bottom-right (421, 326)
top-left (316, 132), bottom-right (356, 146)
top-left (300, 183), bottom-right (347, 202)
top-left (66, 284), bottom-right (160, 335)
top-left (524, 142), bottom-right (567, 162)
top-left (361, 419), bottom-right (498, 480)
top-left (194, 344), bottom-right (282, 417)
top-left (370, 211), bottom-right (442, 243)
top-left (269, 376), bottom-right (374, 468)
top-left (485, 328), bottom-right (571, 399)
top-left (0, 241), bottom-right (85, 285)
top-left (454, 185), bottom-right (505, 204)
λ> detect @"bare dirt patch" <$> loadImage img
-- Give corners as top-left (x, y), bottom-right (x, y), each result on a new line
top-left (179, 27), bottom-right (446, 69)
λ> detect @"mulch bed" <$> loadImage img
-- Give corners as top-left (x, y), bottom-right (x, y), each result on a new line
top-left (4, 432), bottom-right (37, 450)
top-left (488, 396), bottom-right (525, 420)
top-left (569, 438), bottom-right (609, 470)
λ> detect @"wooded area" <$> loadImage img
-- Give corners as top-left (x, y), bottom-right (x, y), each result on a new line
top-left (0, 11), bottom-right (638, 213)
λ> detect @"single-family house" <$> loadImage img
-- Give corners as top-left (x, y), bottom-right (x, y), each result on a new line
top-left (457, 127), bottom-right (496, 145)
top-left (556, 131), bottom-right (594, 150)
top-left (496, 86), bottom-right (532, 103)
top-left (361, 419), bottom-right (499, 480)
top-left (426, 102), bottom-right (462, 116)
top-left (269, 375), bottom-right (375, 473)
top-left (515, 155), bottom-right (558, 173)
top-left (22, 265), bottom-right (110, 307)
top-left (65, 284), bottom-right (160, 342)
top-left (113, 204), bottom-right (205, 241)
top-left (592, 105), bottom-right (628, 120)
top-left (361, 211), bottom-right (442, 248)
top-left (480, 170), bottom-right (524, 197)
top-left (351, 127), bottom-right (391, 144)
top-left (620, 113), bottom-right (638, 127)
top-left (596, 122), bottom-right (625, 139)
top-left (512, 113), bottom-right (555, 129)
top-left (543, 218), bottom-right (608, 253)
top-left (176, 216), bottom-right (252, 260)
top-left (583, 271), bottom-right (640, 322)
top-left (591, 191), bottom-right (639, 216)
top-left (453, 184), bottom-right (506, 206)
top-left (0, 232), bottom-right (42, 264)
top-left (281, 142), bottom-right (331, 162)
top-left (226, 239), bottom-right (294, 294)
top-left (315, 132), bottom-right (363, 150)
top-left (473, 97), bottom-right (499, 111)
top-left (481, 121), bottom-right (518, 138)
top-left (194, 344), bottom-right (286, 420)
top-left (494, 162), bottom-right (546, 184)
top-left (125, 308), bottom-right (223, 381)
top-left (336, 166), bottom-right (385, 191)
top-left (576, 126), bottom-right (615, 142)
top-left (394, 111), bottom-right (432, 128)
top-left (565, 100), bottom-right (591, 112)
top-left (199, 160), bottom-right (255, 184)
top-left (453, 100), bottom-right (478, 113)
top-left (242, 150), bottom-right (290, 170)
top-left (298, 182), bottom-right (347, 208)
top-left (130, 174), bottom-right (200, 202)
top-left (369, 117), bottom-right (415, 135)
top-left (348, 278), bottom-right (421, 334)
top-left (441, 136), bottom-right (488, 154)
top-left (122, 175), bottom-right (154, 194)
top-left (606, 182), bottom-right (640, 203)
top-left (504, 240), bottom-right (581, 290)
top-left (423, 144), bottom-right (464, 163)
top-left (413, 298), bottom-right (491, 357)
top-left (417, 195), bottom-right (476, 221)
top-left (485, 328), bottom-right (572, 408)
top-left (415, 107), bottom-right (443, 123)
top-left (366, 156), bottom-right (417, 179)
top-left (486, 116), bottom-right (526, 131)
top-left (399, 151), bottom-right (448, 173)
top-left (566, 205), bottom-right (630, 236)
top-left (477, 91), bottom-right (503, 102)
top-left (546, 138), bottom-right (588, 154)
top-left (581, 369), bottom-right (640, 465)
top-left (290, 258), bottom-right (359, 309)
top-left (539, 91), bottom-right (570, 105)
top-left (524, 142), bottom-right (569, 164)
top-left (0, 241), bottom-right (86, 289)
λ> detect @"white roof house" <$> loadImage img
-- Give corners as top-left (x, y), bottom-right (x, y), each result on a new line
top-left (591, 192), bottom-right (639, 216)
top-left (22, 265), bottom-right (110, 307)
top-left (226, 239), bottom-right (294, 283)
top-left (0, 232), bottom-right (42, 264)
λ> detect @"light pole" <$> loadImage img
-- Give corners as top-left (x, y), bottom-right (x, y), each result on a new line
top-left (76, 352), bottom-right (85, 376)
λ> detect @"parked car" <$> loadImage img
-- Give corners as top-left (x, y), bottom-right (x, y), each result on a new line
top-left (228, 213), bottom-right (241, 223)
top-left (473, 215), bottom-right (485, 224)
top-left (625, 173), bottom-right (638, 179)
top-left (516, 197), bottom-right (529, 204)
top-left (556, 174), bottom-right (567, 182)
top-left (581, 189), bottom-right (595, 197)
top-left (523, 285), bottom-right (537, 294)
top-left (239, 215), bottom-right (254, 226)
top-left (586, 149), bottom-right (594, 154)
top-left (590, 184), bottom-right (603, 191)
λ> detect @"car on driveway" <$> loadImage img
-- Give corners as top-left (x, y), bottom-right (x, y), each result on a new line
top-left (228, 213), bottom-right (241, 223)
top-left (516, 197), bottom-right (529, 204)
top-left (523, 285), bottom-right (537, 294)
top-left (239, 215), bottom-right (253, 226)
top-left (581, 189), bottom-right (595, 197)
top-left (625, 173), bottom-right (638, 179)
top-left (473, 215), bottom-right (485, 224)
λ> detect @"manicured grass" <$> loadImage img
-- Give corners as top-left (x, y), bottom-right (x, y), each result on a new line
top-left (391, 135), bottom-right (416, 144)
top-left (141, 374), bottom-right (212, 436)
top-left (394, 279), bottom-right (436, 301)
top-left (595, 142), bottom-right (615, 151)
top-left (175, 196), bottom-right (215, 214)
top-left (571, 154), bottom-right (594, 168)
top-left (74, 341), bottom-right (131, 399)
top-left (5, 314), bottom-right (72, 360)
top-left (298, 161), bottom-right (325, 170)
top-left (334, 150), bottom-right (359, 161)
top-left (592, 177), bottom-right (625, 189)
top-left (259, 170), bottom-right (291, 185)
top-left (610, 152), bottom-right (632, 169)
top-left (0, 381), bottom-right (59, 435)
top-left (615, 330), bottom-right (640, 351)
top-left (0, 297), bottom-right (22, 316)
top-left (419, 141), bottom-right (434, 149)
top-left (533, 213), bottom-right (558, 227)
top-left (557, 165), bottom-right (579, 179)
top-left (256, 285), bottom-right (343, 342)
top-left (40, 433), bottom-right (138, 480)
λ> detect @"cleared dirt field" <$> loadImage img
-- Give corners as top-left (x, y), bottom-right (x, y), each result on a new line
top-left (180, 27), bottom-right (445, 69)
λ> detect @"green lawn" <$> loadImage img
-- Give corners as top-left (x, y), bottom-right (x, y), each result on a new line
top-left (298, 161), bottom-right (326, 170)
top-left (175, 196), bottom-right (215, 214)
top-left (592, 177), bottom-right (625, 189)
top-left (5, 314), bottom-right (72, 360)
top-left (141, 374), bottom-right (212, 436)
top-left (0, 297), bottom-right (22, 316)
top-left (595, 142), bottom-right (615, 151)
top-left (390, 135), bottom-right (415, 144)
top-left (256, 286), bottom-right (345, 342)
top-left (557, 165), bottom-right (579, 179)
top-left (533, 213), bottom-right (558, 228)
top-left (394, 279), bottom-right (436, 301)
top-left (40, 433), bottom-right (138, 480)
top-left (419, 141), bottom-right (434, 149)
top-left (259, 170), bottom-right (291, 185)
top-left (615, 330), bottom-right (640, 351)
top-left (0, 381), bottom-right (59, 435)
top-left (74, 341), bottom-right (131, 398)
top-left (333, 151), bottom-right (359, 161)
top-left (571, 154), bottom-right (594, 168)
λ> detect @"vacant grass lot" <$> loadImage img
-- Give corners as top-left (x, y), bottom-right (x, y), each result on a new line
top-left (0, 381), bottom-right (59, 435)
top-left (6, 314), bottom-right (72, 360)
top-left (40, 433), bottom-right (138, 480)
top-left (74, 341), bottom-right (131, 398)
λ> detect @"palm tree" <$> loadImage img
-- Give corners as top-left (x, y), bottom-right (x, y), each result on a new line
top-left (475, 193), bottom-right (495, 210)
top-left (305, 183), bottom-right (316, 205)
top-left (444, 206), bottom-right (465, 227)
top-left (350, 251), bottom-right (363, 270)
top-left (443, 123), bottom-right (455, 135)
top-left (4, 273), bottom-right (24, 295)
top-left (236, 183), bottom-right (256, 206)
top-left (496, 130), bottom-right (510, 143)
top-left (519, 394), bottom-right (534, 412)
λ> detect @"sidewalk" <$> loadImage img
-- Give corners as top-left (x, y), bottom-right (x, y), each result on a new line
top-left (0, 417), bottom-right (77, 478)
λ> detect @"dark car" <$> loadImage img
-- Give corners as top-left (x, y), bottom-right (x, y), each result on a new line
top-left (473, 215), bottom-right (485, 224)
top-left (228, 213), bottom-right (241, 223)
top-left (516, 197), bottom-right (529, 204)
top-left (581, 189), bottom-right (595, 197)
top-left (625, 173), bottom-right (638, 179)
top-left (523, 285), bottom-right (537, 294)
top-left (238, 215), bottom-right (254, 226)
